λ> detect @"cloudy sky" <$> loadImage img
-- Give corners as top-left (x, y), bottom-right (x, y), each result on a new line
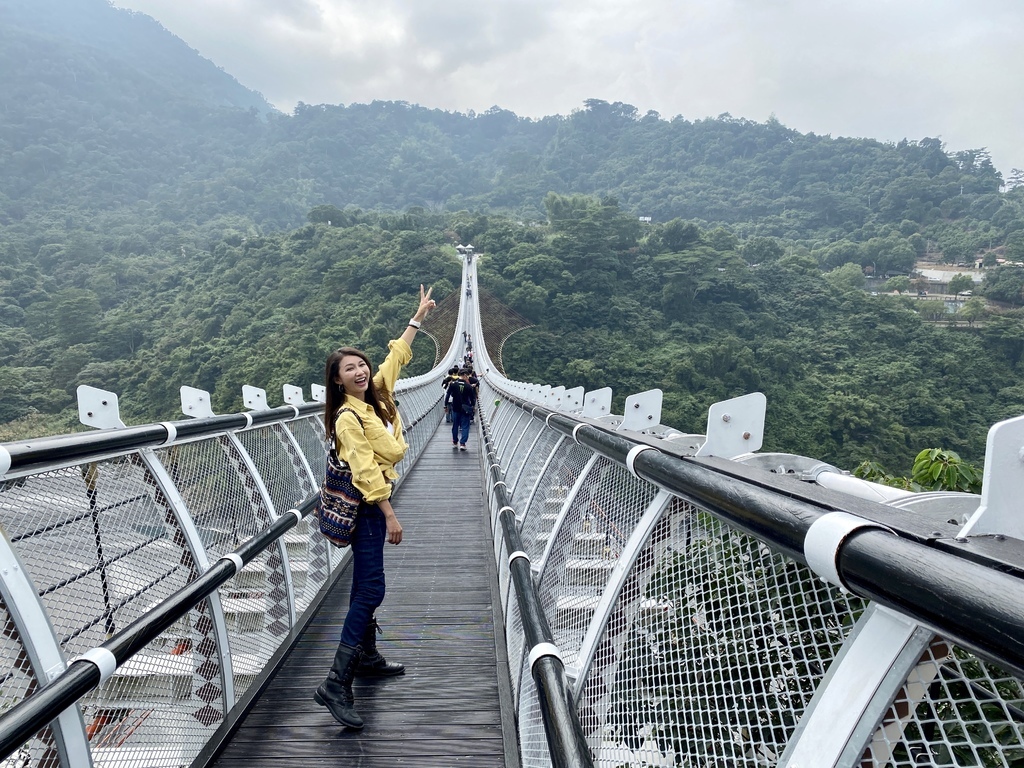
top-left (113, 0), bottom-right (1024, 178)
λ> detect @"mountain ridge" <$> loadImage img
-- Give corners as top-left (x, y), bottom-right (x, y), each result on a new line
top-left (0, 0), bottom-right (275, 114)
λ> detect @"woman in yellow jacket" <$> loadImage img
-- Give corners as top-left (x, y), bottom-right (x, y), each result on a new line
top-left (315, 284), bottom-right (435, 730)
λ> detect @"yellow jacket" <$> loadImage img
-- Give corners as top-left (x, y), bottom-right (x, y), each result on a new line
top-left (334, 338), bottom-right (412, 503)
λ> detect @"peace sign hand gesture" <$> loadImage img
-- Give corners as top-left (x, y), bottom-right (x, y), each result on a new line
top-left (414, 284), bottom-right (435, 321)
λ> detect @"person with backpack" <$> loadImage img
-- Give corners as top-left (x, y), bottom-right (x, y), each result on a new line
top-left (445, 367), bottom-right (477, 451)
top-left (440, 366), bottom-right (459, 422)
top-left (465, 366), bottom-right (479, 423)
top-left (315, 284), bottom-right (435, 730)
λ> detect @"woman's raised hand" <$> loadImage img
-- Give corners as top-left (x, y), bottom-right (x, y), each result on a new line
top-left (416, 284), bottom-right (436, 320)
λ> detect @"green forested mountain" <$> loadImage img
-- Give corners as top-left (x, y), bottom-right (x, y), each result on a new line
top-left (0, 0), bottom-right (273, 114)
top-left (2, 0), bottom-right (1024, 478)
top-left (1, 0), bottom-right (1016, 242)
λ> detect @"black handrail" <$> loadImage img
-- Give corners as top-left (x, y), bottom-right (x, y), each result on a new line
top-left (0, 495), bottom-right (319, 761)
top-left (1, 404), bottom-right (322, 478)
top-left (479, 408), bottom-right (595, 768)
top-left (496, 394), bottom-right (1024, 682)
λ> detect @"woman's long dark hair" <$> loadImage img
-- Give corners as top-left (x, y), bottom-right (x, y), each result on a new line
top-left (324, 347), bottom-right (398, 444)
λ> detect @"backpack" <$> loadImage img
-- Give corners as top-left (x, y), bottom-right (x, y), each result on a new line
top-left (456, 381), bottom-right (474, 415)
top-left (317, 409), bottom-right (364, 547)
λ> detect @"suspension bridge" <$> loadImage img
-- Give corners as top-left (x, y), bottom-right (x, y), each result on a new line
top-left (0, 253), bottom-right (1022, 768)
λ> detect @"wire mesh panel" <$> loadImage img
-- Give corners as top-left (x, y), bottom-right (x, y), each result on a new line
top-left (490, 394), bottom-right (520, 444)
top-left (510, 430), bottom-right (562, 513)
top-left (234, 428), bottom-right (327, 614)
top-left (235, 427), bottom-right (305, 519)
top-left (155, 438), bottom-right (289, 701)
top-left (863, 640), bottom-right (1024, 767)
top-left (0, 596), bottom-right (57, 768)
top-left (0, 372), bottom-right (448, 767)
top-left (494, 524), bottom-right (510, 610)
top-left (497, 410), bottom-right (528, 459)
top-left (580, 501), bottom-right (865, 767)
top-left (505, 419), bottom-right (545, 494)
top-left (536, 459), bottom-right (658, 666)
top-left (285, 416), bottom-right (326, 479)
top-left (519, 441), bottom-right (593, 564)
top-left (518, 661), bottom-right (554, 768)
top-left (280, 418), bottom-right (334, 612)
top-left (0, 457), bottom-right (227, 767)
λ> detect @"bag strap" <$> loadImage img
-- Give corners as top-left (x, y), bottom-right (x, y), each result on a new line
top-left (328, 407), bottom-right (364, 459)
top-left (337, 407), bottom-right (363, 427)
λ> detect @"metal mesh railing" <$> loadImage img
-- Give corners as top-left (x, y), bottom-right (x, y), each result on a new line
top-left (0, 604), bottom-right (50, 767)
top-left (864, 642), bottom-right (1024, 767)
top-left (0, 372), bottom-right (443, 768)
top-left (582, 502), bottom-right (865, 765)
top-left (476, 383), bottom-right (1024, 768)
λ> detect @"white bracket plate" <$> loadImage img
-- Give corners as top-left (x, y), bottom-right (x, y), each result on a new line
top-left (562, 386), bottom-right (584, 413)
top-left (696, 392), bottom-right (766, 458)
top-left (283, 384), bottom-right (305, 405)
top-left (548, 386), bottom-right (566, 410)
top-left (618, 389), bottom-right (662, 432)
top-left (180, 386), bottom-right (216, 419)
top-left (242, 385), bottom-right (270, 411)
top-left (959, 413), bottom-right (1024, 541)
top-left (311, 384), bottom-right (326, 404)
top-left (77, 385), bottom-right (125, 429)
top-left (583, 387), bottom-right (613, 419)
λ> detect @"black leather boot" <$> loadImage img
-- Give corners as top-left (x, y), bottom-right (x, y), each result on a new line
top-left (355, 617), bottom-right (405, 677)
top-left (313, 642), bottom-right (363, 728)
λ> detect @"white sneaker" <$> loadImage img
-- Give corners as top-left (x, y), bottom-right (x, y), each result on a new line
top-left (459, 444), bottom-right (467, 451)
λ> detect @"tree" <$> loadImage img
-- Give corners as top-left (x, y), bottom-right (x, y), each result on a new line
top-left (855, 449), bottom-right (982, 493)
top-left (823, 262), bottom-right (865, 291)
top-left (1005, 230), bottom-right (1024, 261)
top-left (938, 232), bottom-right (976, 265)
top-left (885, 275), bottom-right (911, 294)
top-left (660, 219), bottom-right (703, 252)
top-left (912, 449), bottom-right (982, 493)
top-left (307, 205), bottom-right (347, 226)
top-left (947, 273), bottom-right (974, 297)
top-left (820, 240), bottom-right (863, 270)
top-left (981, 266), bottom-right (1024, 305)
top-left (916, 298), bottom-right (947, 321)
top-left (957, 296), bottom-right (987, 327)
top-left (740, 237), bottom-right (783, 265)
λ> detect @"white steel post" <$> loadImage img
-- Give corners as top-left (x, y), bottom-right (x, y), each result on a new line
top-left (0, 535), bottom-right (93, 768)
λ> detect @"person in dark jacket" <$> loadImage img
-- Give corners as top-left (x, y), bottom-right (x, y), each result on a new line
top-left (440, 366), bottom-right (459, 422)
top-left (444, 368), bottom-right (476, 450)
top-left (466, 367), bottom-right (479, 422)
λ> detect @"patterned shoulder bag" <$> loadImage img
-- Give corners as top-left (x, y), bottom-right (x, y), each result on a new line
top-left (317, 408), bottom-right (364, 548)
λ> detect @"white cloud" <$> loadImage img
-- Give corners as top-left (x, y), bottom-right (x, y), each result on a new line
top-left (113, 0), bottom-right (1024, 174)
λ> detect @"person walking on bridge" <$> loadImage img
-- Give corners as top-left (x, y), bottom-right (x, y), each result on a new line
top-left (445, 367), bottom-right (476, 450)
top-left (441, 366), bottom-right (459, 422)
top-left (316, 284), bottom-right (435, 730)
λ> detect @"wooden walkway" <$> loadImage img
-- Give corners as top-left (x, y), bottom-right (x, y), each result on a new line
top-left (208, 418), bottom-right (516, 767)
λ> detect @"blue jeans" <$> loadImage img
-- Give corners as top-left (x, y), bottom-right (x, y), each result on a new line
top-left (451, 411), bottom-right (471, 445)
top-left (339, 503), bottom-right (386, 647)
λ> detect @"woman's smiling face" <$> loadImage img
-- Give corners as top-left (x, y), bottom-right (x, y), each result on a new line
top-left (336, 354), bottom-right (371, 398)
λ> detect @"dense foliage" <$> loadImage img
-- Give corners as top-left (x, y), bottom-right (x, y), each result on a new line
top-left (3, 0), bottom-right (1024, 478)
top-left (476, 197), bottom-right (1024, 471)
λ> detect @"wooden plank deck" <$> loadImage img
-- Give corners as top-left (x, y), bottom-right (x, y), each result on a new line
top-left (208, 418), bottom-right (516, 767)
